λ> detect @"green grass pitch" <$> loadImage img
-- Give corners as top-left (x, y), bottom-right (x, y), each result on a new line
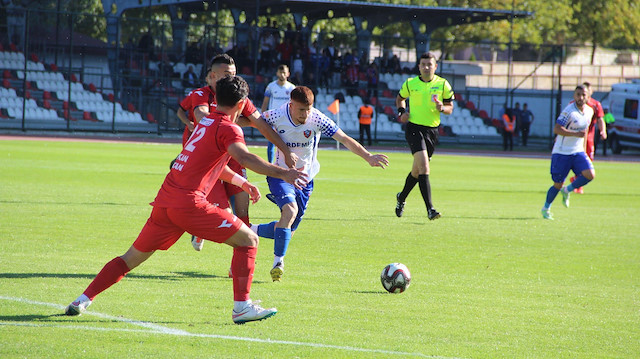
top-left (0, 138), bottom-right (638, 358)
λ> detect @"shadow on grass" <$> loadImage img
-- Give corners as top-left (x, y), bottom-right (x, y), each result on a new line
top-left (0, 271), bottom-right (233, 281)
top-left (0, 314), bottom-right (67, 322)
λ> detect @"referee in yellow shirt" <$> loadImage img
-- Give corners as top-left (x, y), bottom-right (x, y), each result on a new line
top-left (395, 52), bottom-right (454, 220)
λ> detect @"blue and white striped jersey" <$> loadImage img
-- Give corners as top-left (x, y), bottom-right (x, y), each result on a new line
top-left (552, 102), bottom-right (594, 155)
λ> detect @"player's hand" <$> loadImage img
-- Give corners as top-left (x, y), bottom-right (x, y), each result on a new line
top-left (187, 121), bottom-right (195, 132)
top-left (284, 167), bottom-right (309, 190)
top-left (600, 130), bottom-right (607, 140)
top-left (398, 112), bottom-right (409, 124)
top-left (434, 98), bottom-right (444, 112)
top-left (241, 182), bottom-right (261, 204)
top-left (367, 153), bottom-right (389, 169)
top-left (284, 152), bottom-right (299, 168)
top-left (575, 129), bottom-right (588, 137)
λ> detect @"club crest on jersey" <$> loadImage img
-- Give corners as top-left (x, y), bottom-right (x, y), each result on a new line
top-left (303, 130), bottom-right (312, 138)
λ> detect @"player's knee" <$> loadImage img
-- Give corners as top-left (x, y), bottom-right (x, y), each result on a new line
top-left (236, 231), bottom-right (259, 247)
top-left (585, 171), bottom-right (595, 181)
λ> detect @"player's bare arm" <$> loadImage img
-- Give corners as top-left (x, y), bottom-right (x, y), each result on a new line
top-left (177, 107), bottom-right (194, 132)
top-left (227, 141), bottom-right (308, 189)
top-left (598, 116), bottom-right (607, 140)
top-left (193, 105), bottom-right (210, 124)
top-left (246, 110), bottom-right (299, 168)
top-left (332, 129), bottom-right (389, 169)
top-left (261, 96), bottom-right (271, 113)
top-left (219, 165), bottom-right (261, 204)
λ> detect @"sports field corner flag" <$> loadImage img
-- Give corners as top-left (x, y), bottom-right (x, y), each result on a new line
top-left (327, 99), bottom-right (339, 115)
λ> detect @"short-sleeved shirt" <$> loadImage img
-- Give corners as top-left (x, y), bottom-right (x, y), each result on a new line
top-left (586, 97), bottom-right (604, 139)
top-left (263, 102), bottom-right (339, 180)
top-left (398, 74), bottom-right (454, 127)
top-left (552, 102), bottom-right (594, 155)
top-left (153, 111), bottom-right (246, 208)
top-left (264, 80), bottom-right (295, 110)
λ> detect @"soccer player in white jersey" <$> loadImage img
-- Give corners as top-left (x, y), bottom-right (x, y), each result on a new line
top-left (262, 64), bottom-right (296, 163)
top-left (252, 86), bottom-right (389, 281)
top-left (541, 85), bottom-right (595, 220)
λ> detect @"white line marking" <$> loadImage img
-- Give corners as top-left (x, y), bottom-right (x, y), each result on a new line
top-left (1, 295), bottom-right (464, 359)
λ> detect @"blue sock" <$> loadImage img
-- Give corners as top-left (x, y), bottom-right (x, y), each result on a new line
top-left (544, 186), bottom-right (560, 209)
top-left (566, 175), bottom-right (590, 191)
top-left (274, 227), bottom-right (292, 257)
top-left (257, 221), bottom-right (278, 239)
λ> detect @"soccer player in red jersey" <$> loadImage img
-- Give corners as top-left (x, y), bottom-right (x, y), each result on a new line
top-left (570, 82), bottom-right (606, 193)
top-left (65, 75), bottom-right (307, 324)
top-left (177, 54), bottom-right (298, 251)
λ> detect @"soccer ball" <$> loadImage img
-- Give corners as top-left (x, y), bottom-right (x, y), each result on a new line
top-left (380, 263), bottom-right (411, 293)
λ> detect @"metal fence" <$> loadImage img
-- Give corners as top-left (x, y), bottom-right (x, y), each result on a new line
top-left (1, 7), bottom-right (638, 144)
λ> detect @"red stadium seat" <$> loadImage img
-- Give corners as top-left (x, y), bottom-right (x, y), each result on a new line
top-left (384, 105), bottom-right (395, 116)
top-left (127, 103), bottom-right (136, 112)
top-left (43, 91), bottom-right (51, 100)
top-left (107, 93), bottom-right (114, 102)
top-left (70, 74), bottom-right (78, 82)
top-left (88, 83), bottom-right (97, 92)
top-left (454, 93), bottom-right (463, 102)
top-left (382, 89), bottom-right (393, 98)
top-left (30, 53), bottom-right (39, 62)
top-left (9, 43), bottom-right (17, 51)
top-left (369, 97), bottom-right (378, 106)
top-left (24, 90), bottom-right (31, 99)
top-left (3, 70), bottom-right (12, 79)
top-left (478, 110), bottom-right (488, 119)
top-left (82, 111), bottom-right (93, 121)
top-left (50, 63), bottom-right (58, 71)
top-left (465, 100), bottom-right (476, 111)
top-left (2, 79), bottom-right (10, 88)
top-left (146, 113), bottom-right (156, 123)
top-left (43, 99), bottom-right (51, 109)
top-left (63, 101), bottom-right (69, 110)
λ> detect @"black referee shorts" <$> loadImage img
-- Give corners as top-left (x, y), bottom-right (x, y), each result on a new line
top-left (405, 122), bottom-right (439, 157)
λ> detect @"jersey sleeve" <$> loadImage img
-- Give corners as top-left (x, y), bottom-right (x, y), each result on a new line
top-left (191, 88), bottom-right (209, 109)
top-left (442, 80), bottom-right (454, 103)
top-left (595, 101), bottom-right (604, 118)
top-left (264, 83), bottom-right (273, 98)
top-left (556, 109), bottom-right (570, 127)
top-left (241, 98), bottom-right (258, 118)
top-left (398, 79), bottom-right (410, 99)
top-left (262, 108), bottom-right (278, 126)
top-left (313, 110), bottom-right (339, 137)
top-left (219, 123), bottom-right (246, 151)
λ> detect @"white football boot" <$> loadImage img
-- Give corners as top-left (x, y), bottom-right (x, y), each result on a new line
top-left (65, 294), bottom-right (92, 316)
top-left (232, 301), bottom-right (277, 324)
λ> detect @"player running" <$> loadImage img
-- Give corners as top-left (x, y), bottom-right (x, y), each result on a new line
top-left (541, 85), bottom-right (596, 220)
top-left (65, 75), bottom-right (307, 324)
top-left (252, 86), bottom-right (389, 281)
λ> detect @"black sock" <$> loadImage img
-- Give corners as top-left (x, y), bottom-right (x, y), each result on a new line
top-left (418, 174), bottom-right (433, 210)
top-left (399, 173), bottom-right (418, 202)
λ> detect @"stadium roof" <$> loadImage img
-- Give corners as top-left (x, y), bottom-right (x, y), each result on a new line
top-left (107, 0), bottom-right (532, 30)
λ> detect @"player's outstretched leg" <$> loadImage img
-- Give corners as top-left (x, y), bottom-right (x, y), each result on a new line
top-left (65, 294), bottom-right (92, 316)
top-left (395, 193), bottom-right (405, 217)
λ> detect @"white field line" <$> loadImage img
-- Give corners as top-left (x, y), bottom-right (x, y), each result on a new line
top-left (0, 295), bottom-right (465, 359)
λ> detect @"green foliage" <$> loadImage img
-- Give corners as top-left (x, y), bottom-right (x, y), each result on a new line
top-left (1, 139), bottom-right (639, 358)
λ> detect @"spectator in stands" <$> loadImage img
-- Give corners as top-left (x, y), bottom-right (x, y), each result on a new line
top-left (259, 28), bottom-right (276, 73)
top-left (501, 108), bottom-right (516, 151)
top-left (276, 38), bottom-right (293, 65)
top-left (291, 49), bottom-right (304, 85)
top-left (345, 62), bottom-right (359, 97)
top-left (366, 62), bottom-right (379, 98)
top-left (138, 31), bottom-right (154, 60)
top-left (512, 102), bottom-right (523, 143)
top-left (158, 58), bottom-right (175, 78)
top-left (519, 103), bottom-right (534, 146)
top-left (358, 98), bottom-right (374, 146)
top-left (330, 51), bottom-right (343, 88)
top-left (318, 49), bottom-right (331, 89)
top-left (182, 65), bottom-right (199, 89)
top-left (389, 54), bottom-right (401, 74)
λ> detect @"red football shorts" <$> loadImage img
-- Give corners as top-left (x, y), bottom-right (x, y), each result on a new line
top-left (133, 203), bottom-right (242, 252)
top-left (207, 180), bottom-right (230, 209)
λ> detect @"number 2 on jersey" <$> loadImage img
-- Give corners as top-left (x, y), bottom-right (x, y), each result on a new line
top-left (185, 127), bottom-right (206, 152)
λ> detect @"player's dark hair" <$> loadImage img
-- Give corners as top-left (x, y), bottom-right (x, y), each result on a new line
top-left (582, 81), bottom-right (592, 89)
top-left (290, 86), bottom-right (314, 106)
top-left (575, 84), bottom-right (587, 92)
top-left (420, 51), bottom-right (437, 61)
top-left (277, 64), bottom-right (289, 72)
top-left (209, 54), bottom-right (235, 71)
top-left (215, 75), bottom-right (249, 107)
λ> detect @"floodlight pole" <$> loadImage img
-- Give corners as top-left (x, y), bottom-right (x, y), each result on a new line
top-left (506, 0), bottom-right (514, 109)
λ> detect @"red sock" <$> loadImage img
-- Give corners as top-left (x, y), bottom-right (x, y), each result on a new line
top-left (231, 246), bottom-right (257, 301)
top-left (239, 216), bottom-right (250, 226)
top-left (84, 257), bottom-right (130, 300)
